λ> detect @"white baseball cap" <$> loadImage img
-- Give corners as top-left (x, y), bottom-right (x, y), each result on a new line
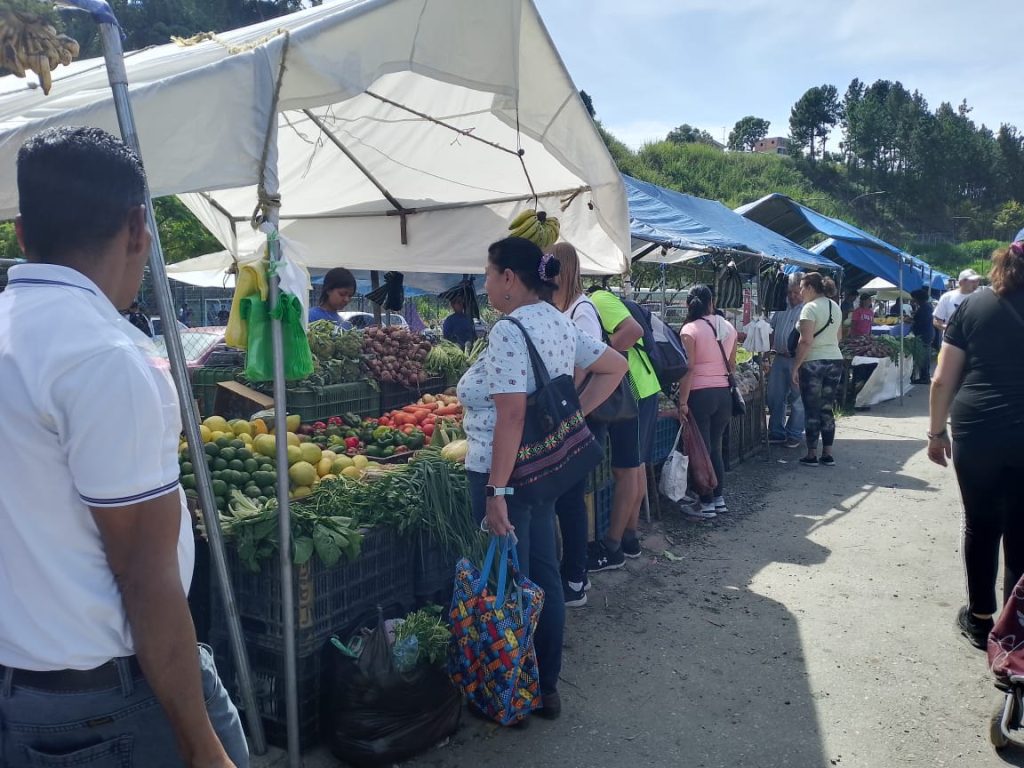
top-left (958, 268), bottom-right (981, 282)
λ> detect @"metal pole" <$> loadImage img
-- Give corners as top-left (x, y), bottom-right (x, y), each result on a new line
top-left (898, 254), bottom-right (905, 406)
top-left (92, 19), bottom-right (267, 755)
top-left (370, 270), bottom-right (383, 325)
top-left (267, 226), bottom-right (301, 768)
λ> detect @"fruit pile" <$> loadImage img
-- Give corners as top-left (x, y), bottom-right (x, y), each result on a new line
top-left (179, 414), bottom-right (392, 512)
top-left (839, 335), bottom-right (903, 361)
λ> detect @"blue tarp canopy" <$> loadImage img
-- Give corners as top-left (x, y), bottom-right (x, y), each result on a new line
top-left (737, 193), bottom-right (950, 292)
top-left (625, 176), bottom-right (839, 272)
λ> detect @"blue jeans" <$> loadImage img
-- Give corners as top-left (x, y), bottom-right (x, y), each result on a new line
top-left (468, 472), bottom-right (564, 695)
top-left (0, 644), bottom-right (249, 767)
top-left (767, 356), bottom-right (804, 441)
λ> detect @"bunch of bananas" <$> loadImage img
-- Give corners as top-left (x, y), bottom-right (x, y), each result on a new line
top-left (507, 208), bottom-right (560, 249)
top-left (0, 10), bottom-right (80, 95)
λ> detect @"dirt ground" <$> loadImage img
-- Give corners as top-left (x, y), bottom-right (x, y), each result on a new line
top-left (254, 389), bottom-right (1021, 768)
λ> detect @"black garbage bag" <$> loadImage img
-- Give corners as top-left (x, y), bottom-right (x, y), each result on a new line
top-left (325, 612), bottom-right (462, 767)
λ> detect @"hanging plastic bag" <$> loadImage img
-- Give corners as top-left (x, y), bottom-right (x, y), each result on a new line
top-left (684, 410), bottom-right (718, 498)
top-left (224, 260), bottom-right (269, 349)
top-left (325, 610), bottom-right (462, 767)
top-left (240, 294), bottom-right (273, 382)
top-left (659, 426), bottom-right (689, 502)
top-left (270, 292), bottom-right (314, 381)
top-left (240, 293), bottom-right (314, 383)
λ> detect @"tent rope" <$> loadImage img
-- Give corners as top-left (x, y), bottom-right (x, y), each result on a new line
top-left (251, 30), bottom-right (290, 231)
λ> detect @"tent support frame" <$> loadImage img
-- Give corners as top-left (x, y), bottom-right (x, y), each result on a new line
top-left (91, 11), bottom-right (268, 756)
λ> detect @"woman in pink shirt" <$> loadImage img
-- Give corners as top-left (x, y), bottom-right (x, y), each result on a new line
top-left (678, 284), bottom-right (738, 517)
top-left (849, 295), bottom-right (875, 336)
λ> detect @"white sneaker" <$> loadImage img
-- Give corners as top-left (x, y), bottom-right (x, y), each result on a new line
top-left (683, 502), bottom-right (717, 520)
top-left (714, 496), bottom-right (728, 513)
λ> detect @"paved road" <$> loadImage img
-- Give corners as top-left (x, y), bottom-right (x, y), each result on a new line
top-left (256, 390), bottom-right (1021, 767)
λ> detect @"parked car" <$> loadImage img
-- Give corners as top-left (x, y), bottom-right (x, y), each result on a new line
top-left (337, 311), bottom-right (408, 329)
top-left (150, 315), bottom-right (188, 339)
top-left (152, 327), bottom-right (242, 369)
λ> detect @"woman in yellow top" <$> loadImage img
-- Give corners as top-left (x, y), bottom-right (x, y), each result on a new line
top-left (791, 272), bottom-right (844, 467)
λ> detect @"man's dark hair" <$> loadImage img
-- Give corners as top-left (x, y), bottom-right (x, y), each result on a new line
top-left (17, 126), bottom-right (146, 263)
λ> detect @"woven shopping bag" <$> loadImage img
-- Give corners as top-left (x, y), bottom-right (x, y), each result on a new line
top-left (448, 535), bottom-right (545, 725)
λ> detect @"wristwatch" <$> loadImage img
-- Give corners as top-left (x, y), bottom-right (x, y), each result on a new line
top-left (485, 485), bottom-right (515, 498)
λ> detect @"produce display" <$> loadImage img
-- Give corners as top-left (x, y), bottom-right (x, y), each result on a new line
top-left (0, 6), bottom-right (80, 94)
top-left (507, 208), bottom-right (560, 248)
top-left (304, 321), bottom-right (364, 385)
top-left (840, 335), bottom-right (905, 361)
top-left (362, 326), bottom-right (433, 388)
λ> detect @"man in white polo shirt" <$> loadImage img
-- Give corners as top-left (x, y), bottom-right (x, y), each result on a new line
top-left (933, 268), bottom-right (981, 334)
top-left (0, 127), bottom-right (246, 767)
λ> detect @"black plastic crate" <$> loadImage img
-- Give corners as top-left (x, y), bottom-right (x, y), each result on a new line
top-left (585, 430), bottom-right (613, 493)
top-left (586, 481), bottom-right (614, 542)
top-left (213, 526), bottom-right (414, 655)
top-left (413, 530), bottom-right (455, 600)
top-left (210, 630), bottom-right (322, 750)
top-left (650, 414), bottom-right (680, 466)
top-left (192, 366), bottom-right (241, 419)
top-left (285, 381), bottom-right (379, 424)
top-left (378, 375), bottom-right (447, 415)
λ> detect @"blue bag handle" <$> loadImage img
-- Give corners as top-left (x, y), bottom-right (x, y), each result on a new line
top-left (474, 535), bottom-right (519, 606)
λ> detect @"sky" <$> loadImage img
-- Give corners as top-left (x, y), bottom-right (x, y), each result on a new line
top-left (533, 0), bottom-right (1024, 150)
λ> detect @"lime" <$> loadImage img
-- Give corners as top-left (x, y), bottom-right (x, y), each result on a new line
top-left (227, 459), bottom-right (245, 472)
top-left (237, 449), bottom-right (253, 462)
top-left (181, 462), bottom-right (193, 475)
top-left (181, 474), bottom-right (196, 490)
top-left (230, 439), bottom-right (245, 450)
top-left (243, 458), bottom-right (259, 473)
top-left (204, 443), bottom-right (220, 457)
top-left (211, 479), bottom-right (228, 496)
top-left (219, 447), bottom-right (237, 462)
top-left (215, 436), bottom-right (232, 449)
top-left (245, 486), bottom-right (262, 499)
top-left (212, 458), bottom-right (228, 471)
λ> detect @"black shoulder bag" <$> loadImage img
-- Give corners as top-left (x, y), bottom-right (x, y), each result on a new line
top-left (701, 317), bottom-right (746, 417)
top-left (787, 301), bottom-right (833, 356)
top-left (570, 301), bottom-right (638, 424)
top-left (500, 317), bottom-right (604, 502)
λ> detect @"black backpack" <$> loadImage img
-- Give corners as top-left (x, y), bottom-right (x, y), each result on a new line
top-left (620, 297), bottom-right (689, 394)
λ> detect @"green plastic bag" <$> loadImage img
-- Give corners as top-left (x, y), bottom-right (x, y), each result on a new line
top-left (241, 293), bottom-right (314, 383)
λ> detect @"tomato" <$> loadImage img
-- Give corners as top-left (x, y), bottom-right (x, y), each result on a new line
top-left (422, 423), bottom-right (434, 437)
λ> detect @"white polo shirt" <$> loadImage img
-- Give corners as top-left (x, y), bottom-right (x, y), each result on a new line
top-left (0, 263), bottom-right (193, 671)
top-left (934, 288), bottom-right (972, 325)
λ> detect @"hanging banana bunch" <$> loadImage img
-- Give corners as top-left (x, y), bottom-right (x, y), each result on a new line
top-left (0, 7), bottom-right (81, 95)
top-left (507, 208), bottom-right (560, 249)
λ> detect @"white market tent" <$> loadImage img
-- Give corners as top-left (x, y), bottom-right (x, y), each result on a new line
top-left (860, 276), bottom-right (911, 301)
top-left (0, 0), bottom-right (630, 276)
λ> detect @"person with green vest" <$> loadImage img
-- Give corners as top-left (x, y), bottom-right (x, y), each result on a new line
top-left (587, 288), bottom-right (662, 572)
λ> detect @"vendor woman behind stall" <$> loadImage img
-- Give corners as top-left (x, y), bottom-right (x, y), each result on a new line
top-left (309, 267), bottom-right (356, 328)
top-left (443, 295), bottom-right (476, 347)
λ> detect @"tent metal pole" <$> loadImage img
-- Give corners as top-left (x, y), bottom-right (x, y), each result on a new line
top-left (370, 271), bottom-right (383, 325)
top-left (898, 255), bottom-right (905, 406)
top-left (91, 15), bottom-right (267, 755)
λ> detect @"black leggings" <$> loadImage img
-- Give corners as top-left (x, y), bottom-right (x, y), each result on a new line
top-left (798, 359), bottom-right (844, 451)
top-left (952, 436), bottom-right (1024, 615)
top-left (687, 387), bottom-right (732, 502)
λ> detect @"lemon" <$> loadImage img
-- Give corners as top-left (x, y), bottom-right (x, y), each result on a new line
top-left (321, 450), bottom-right (338, 463)
top-left (203, 415), bottom-right (230, 434)
top-left (231, 420), bottom-right (252, 436)
top-left (352, 454), bottom-right (369, 470)
top-left (316, 457), bottom-right (334, 477)
top-left (331, 456), bottom-right (354, 473)
top-left (253, 434), bottom-right (276, 458)
top-left (286, 414), bottom-right (301, 432)
top-left (299, 443), bottom-right (322, 465)
top-left (286, 432), bottom-right (300, 448)
top-left (238, 433), bottom-right (253, 446)
top-left (290, 485), bottom-right (313, 500)
top-left (199, 425), bottom-right (213, 443)
top-left (288, 461), bottom-right (317, 488)
top-left (286, 445), bottom-right (303, 465)
top-left (341, 466), bottom-right (362, 480)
